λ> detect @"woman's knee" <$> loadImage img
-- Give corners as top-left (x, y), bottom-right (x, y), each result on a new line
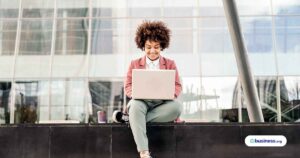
top-left (168, 100), bottom-right (182, 116)
top-left (128, 99), bottom-right (147, 114)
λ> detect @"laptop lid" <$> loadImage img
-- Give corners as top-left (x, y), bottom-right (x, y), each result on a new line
top-left (132, 69), bottom-right (175, 100)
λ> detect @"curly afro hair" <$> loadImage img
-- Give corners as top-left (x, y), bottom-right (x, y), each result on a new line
top-left (135, 21), bottom-right (171, 51)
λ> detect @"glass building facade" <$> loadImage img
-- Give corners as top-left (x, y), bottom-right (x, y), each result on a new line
top-left (0, 0), bottom-right (300, 124)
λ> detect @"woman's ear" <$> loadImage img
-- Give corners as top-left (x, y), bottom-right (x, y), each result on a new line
top-left (142, 47), bottom-right (145, 51)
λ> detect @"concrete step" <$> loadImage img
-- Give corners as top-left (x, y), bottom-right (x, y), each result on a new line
top-left (0, 123), bottom-right (299, 158)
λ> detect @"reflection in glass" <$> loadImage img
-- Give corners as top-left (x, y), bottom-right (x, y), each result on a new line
top-left (19, 20), bottom-right (52, 55)
top-left (89, 80), bottom-right (124, 123)
top-left (199, 18), bottom-right (233, 53)
top-left (273, 0), bottom-right (300, 15)
top-left (0, 20), bottom-right (17, 55)
top-left (282, 77), bottom-right (300, 122)
top-left (168, 30), bottom-right (193, 54)
top-left (57, 0), bottom-right (88, 17)
top-left (163, 0), bottom-right (196, 17)
top-left (275, 17), bottom-right (300, 54)
top-left (22, 0), bottom-right (54, 18)
top-left (164, 19), bottom-right (194, 54)
top-left (0, 82), bottom-right (11, 124)
top-left (128, 0), bottom-right (161, 17)
top-left (0, 0), bottom-right (19, 18)
top-left (198, 0), bottom-right (224, 17)
top-left (50, 80), bottom-right (85, 123)
top-left (241, 17), bottom-right (273, 53)
top-left (92, 0), bottom-right (126, 17)
top-left (91, 19), bottom-right (113, 54)
top-left (179, 77), bottom-right (237, 122)
top-left (14, 81), bottom-right (49, 124)
top-left (232, 77), bottom-right (290, 122)
top-left (55, 19), bottom-right (88, 55)
top-left (236, 0), bottom-right (271, 15)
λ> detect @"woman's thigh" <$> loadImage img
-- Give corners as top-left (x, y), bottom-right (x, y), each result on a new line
top-left (127, 99), bottom-right (148, 114)
top-left (146, 100), bottom-right (182, 122)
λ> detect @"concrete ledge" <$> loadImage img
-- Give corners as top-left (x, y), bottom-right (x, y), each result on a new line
top-left (0, 123), bottom-right (299, 158)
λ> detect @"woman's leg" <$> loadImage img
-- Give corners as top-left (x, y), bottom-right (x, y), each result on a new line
top-left (146, 100), bottom-right (182, 122)
top-left (128, 99), bottom-right (149, 152)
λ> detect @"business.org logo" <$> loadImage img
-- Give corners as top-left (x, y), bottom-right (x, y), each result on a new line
top-left (245, 135), bottom-right (287, 147)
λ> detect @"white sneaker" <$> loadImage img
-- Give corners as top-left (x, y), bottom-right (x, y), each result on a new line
top-left (140, 151), bottom-right (152, 158)
top-left (112, 110), bottom-right (129, 123)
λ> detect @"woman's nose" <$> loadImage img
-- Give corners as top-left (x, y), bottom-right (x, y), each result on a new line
top-left (150, 48), bottom-right (156, 53)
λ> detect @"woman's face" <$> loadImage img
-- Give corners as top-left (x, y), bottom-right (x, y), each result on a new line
top-left (144, 40), bottom-right (161, 61)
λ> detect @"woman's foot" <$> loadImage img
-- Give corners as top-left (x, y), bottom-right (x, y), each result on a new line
top-left (140, 150), bottom-right (152, 158)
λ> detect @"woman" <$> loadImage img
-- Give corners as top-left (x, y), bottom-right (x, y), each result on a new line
top-left (119, 21), bottom-right (182, 158)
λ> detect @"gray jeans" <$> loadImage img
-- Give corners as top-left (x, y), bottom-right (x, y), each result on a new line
top-left (127, 99), bottom-right (182, 152)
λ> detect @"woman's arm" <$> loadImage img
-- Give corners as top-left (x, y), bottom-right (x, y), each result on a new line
top-left (171, 61), bottom-right (182, 98)
top-left (125, 61), bottom-right (134, 98)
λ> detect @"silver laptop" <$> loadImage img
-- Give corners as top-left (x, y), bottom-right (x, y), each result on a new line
top-left (132, 69), bottom-right (175, 100)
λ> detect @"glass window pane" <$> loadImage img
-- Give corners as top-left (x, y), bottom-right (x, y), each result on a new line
top-left (92, 19), bottom-right (133, 54)
top-left (0, 20), bottom-right (17, 55)
top-left (275, 17), bottom-right (300, 54)
top-left (15, 56), bottom-right (51, 78)
top-left (273, 0), bottom-right (300, 15)
top-left (163, 0), bottom-right (197, 17)
top-left (128, 0), bottom-right (162, 17)
top-left (55, 19), bottom-right (88, 55)
top-left (0, 56), bottom-right (14, 78)
top-left (199, 0), bottom-right (224, 17)
top-left (89, 54), bottom-right (126, 77)
top-left (92, 19), bottom-right (139, 54)
top-left (236, 77), bottom-right (290, 122)
top-left (0, 82), bottom-right (11, 124)
top-left (19, 20), bottom-right (52, 55)
top-left (92, 0), bottom-right (127, 17)
top-left (91, 19), bottom-right (113, 54)
top-left (51, 55), bottom-right (88, 78)
top-left (91, 30), bottom-right (113, 54)
top-left (241, 17), bottom-right (273, 54)
top-left (199, 18), bottom-right (237, 76)
top-left (275, 16), bottom-right (300, 75)
top-left (0, 20), bottom-right (16, 78)
top-left (201, 51), bottom-right (238, 76)
top-left (57, 0), bottom-right (89, 17)
top-left (89, 80), bottom-right (124, 123)
top-left (54, 19), bottom-right (89, 77)
top-left (14, 81), bottom-right (49, 124)
top-left (283, 76), bottom-right (300, 122)
top-left (179, 77), bottom-right (237, 122)
top-left (167, 29), bottom-right (193, 54)
top-left (240, 17), bottom-right (277, 76)
top-left (169, 54), bottom-right (200, 77)
top-left (0, 0), bottom-right (19, 18)
top-left (166, 18), bottom-right (193, 28)
top-left (50, 80), bottom-right (86, 123)
top-left (199, 18), bottom-right (233, 53)
top-left (128, 19), bottom-right (193, 55)
top-left (236, 0), bottom-right (271, 16)
top-left (22, 0), bottom-right (54, 18)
